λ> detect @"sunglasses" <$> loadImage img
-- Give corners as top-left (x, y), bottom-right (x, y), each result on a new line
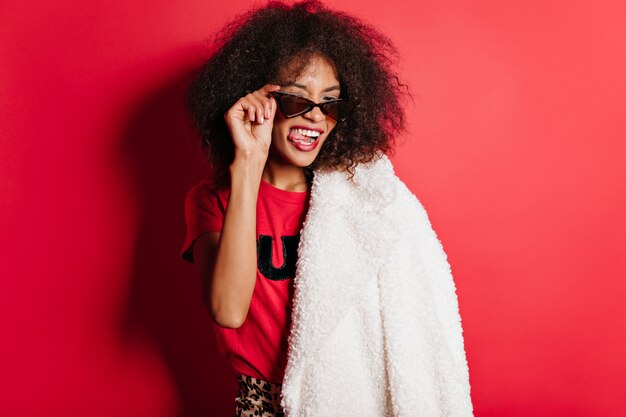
top-left (270, 91), bottom-right (352, 122)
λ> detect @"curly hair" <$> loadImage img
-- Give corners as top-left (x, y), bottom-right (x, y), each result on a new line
top-left (186, 0), bottom-right (408, 190)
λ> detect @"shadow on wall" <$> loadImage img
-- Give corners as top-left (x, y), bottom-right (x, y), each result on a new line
top-left (117, 70), bottom-right (237, 416)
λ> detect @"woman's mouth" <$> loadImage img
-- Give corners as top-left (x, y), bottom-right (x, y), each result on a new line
top-left (287, 127), bottom-right (322, 151)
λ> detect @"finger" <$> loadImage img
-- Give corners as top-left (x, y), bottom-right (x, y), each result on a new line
top-left (227, 97), bottom-right (249, 122)
top-left (268, 96), bottom-right (277, 121)
top-left (253, 90), bottom-right (273, 119)
top-left (240, 99), bottom-right (255, 122)
top-left (259, 83), bottom-right (282, 94)
top-left (246, 94), bottom-right (267, 124)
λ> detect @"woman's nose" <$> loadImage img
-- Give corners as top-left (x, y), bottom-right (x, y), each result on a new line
top-left (303, 105), bottom-right (325, 122)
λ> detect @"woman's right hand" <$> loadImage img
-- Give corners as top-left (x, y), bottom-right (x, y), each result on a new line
top-left (224, 84), bottom-right (281, 162)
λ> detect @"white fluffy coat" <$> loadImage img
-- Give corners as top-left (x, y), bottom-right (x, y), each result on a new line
top-left (279, 154), bottom-right (474, 416)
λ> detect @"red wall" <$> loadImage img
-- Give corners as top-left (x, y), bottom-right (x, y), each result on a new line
top-left (1, 1), bottom-right (625, 416)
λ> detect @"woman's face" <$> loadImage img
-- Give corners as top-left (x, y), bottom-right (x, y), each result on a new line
top-left (269, 55), bottom-right (340, 167)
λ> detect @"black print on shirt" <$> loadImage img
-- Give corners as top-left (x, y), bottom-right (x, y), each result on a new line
top-left (257, 234), bottom-right (300, 281)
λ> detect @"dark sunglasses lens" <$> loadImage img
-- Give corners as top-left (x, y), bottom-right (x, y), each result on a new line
top-left (321, 101), bottom-right (341, 121)
top-left (280, 95), bottom-right (310, 117)
top-left (323, 101), bottom-right (352, 121)
top-left (275, 93), bottom-right (351, 121)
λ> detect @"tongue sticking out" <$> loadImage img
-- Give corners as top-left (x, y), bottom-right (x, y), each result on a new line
top-left (288, 130), bottom-right (314, 143)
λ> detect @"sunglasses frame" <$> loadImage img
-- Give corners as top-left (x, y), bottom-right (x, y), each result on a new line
top-left (270, 91), bottom-right (351, 122)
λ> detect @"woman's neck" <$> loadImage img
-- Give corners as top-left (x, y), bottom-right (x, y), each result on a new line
top-left (262, 160), bottom-right (310, 192)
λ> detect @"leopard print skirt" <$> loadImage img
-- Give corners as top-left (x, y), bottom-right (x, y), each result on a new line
top-left (234, 373), bottom-right (285, 417)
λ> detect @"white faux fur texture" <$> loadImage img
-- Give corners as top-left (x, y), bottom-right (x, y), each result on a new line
top-left (280, 154), bottom-right (473, 417)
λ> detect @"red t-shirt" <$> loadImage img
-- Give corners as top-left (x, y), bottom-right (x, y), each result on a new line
top-left (180, 177), bottom-right (310, 384)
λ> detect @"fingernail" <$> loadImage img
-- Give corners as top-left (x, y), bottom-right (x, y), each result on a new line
top-left (260, 116), bottom-right (264, 124)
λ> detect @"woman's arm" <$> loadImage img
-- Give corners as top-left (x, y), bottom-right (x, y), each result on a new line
top-left (200, 158), bottom-right (264, 329)
top-left (192, 84), bottom-right (279, 329)
top-left (191, 231), bottom-right (220, 317)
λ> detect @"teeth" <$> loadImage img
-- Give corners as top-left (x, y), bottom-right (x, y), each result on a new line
top-left (290, 128), bottom-right (321, 138)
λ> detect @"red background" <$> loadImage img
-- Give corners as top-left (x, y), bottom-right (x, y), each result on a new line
top-left (1, 0), bottom-right (625, 416)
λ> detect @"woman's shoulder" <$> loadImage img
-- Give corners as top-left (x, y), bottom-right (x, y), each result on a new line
top-left (185, 178), bottom-right (231, 215)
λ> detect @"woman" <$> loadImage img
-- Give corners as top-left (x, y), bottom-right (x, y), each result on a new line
top-left (180, 1), bottom-right (473, 416)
